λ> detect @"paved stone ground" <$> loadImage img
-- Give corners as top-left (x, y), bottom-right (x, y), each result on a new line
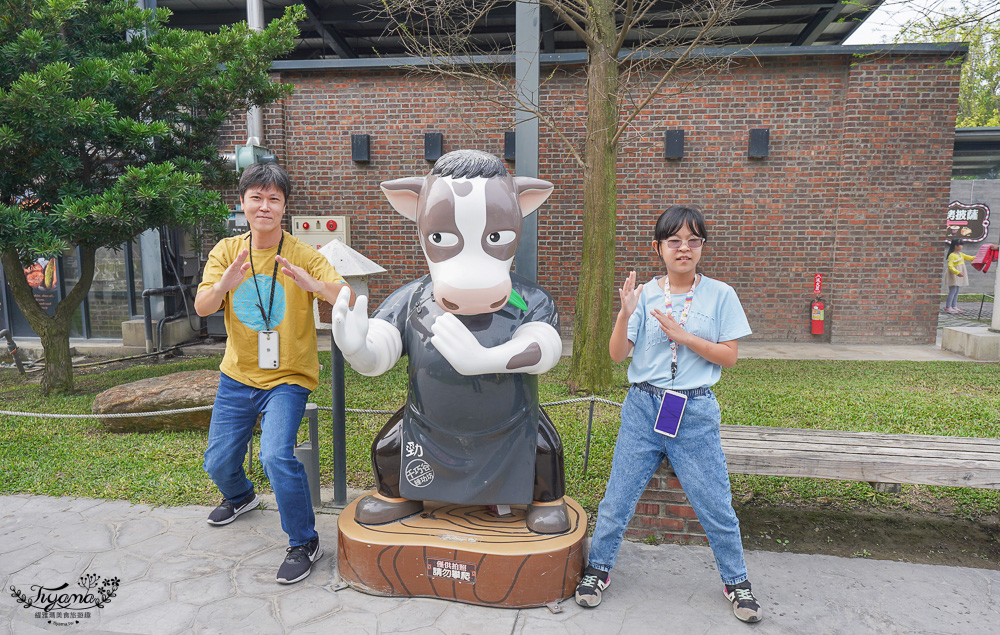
top-left (938, 298), bottom-right (993, 327)
top-left (3, 494), bottom-right (1000, 634)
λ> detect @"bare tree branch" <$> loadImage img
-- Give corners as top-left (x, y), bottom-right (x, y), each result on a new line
top-left (612, 0), bottom-right (733, 146)
top-left (539, 0), bottom-right (596, 49)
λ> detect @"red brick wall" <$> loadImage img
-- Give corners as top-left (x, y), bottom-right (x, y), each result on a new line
top-left (627, 462), bottom-right (708, 545)
top-left (218, 51), bottom-right (960, 344)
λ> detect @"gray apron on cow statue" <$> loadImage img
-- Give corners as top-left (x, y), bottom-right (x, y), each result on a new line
top-left (373, 274), bottom-right (558, 504)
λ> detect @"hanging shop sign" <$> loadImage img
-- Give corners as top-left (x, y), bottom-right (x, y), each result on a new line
top-left (945, 201), bottom-right (990, 242)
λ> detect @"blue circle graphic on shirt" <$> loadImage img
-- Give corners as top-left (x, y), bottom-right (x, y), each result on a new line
top-left (233, 275), bottom-right (286, 332)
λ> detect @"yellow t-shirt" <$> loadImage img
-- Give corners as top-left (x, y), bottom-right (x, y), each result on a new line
top-left (198, 231), bottom-right (346, 391)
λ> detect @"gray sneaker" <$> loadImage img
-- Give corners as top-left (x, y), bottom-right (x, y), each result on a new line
top-left (574, 566), bottom-right (610, 608)
top-left (206, 491), bottom-right (260, 526)
top-left (276, 537), bottom-right (323, 584)
top-left (724, 581), bottom-right (763, 623)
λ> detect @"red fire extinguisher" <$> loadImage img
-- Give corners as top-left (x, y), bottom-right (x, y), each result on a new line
top-left (811, 297), bottom-right (825, 335)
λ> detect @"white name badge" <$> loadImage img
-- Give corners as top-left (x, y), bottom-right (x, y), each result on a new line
top-left (654, 389), bottom-right (688, 438)
top-left (258, 330), bottom-right (279, 369)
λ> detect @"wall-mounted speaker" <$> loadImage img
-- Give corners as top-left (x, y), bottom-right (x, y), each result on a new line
top-left (664, 129), bottom-right (684, 160)
top-left (504, 131), bottom-right (516, 161)
top-left (748, 129), bottom-right (770, 158)
top-left (424, 132), bottom-right (444, 161)
top-left (351, 134), bottom-right (370, 163)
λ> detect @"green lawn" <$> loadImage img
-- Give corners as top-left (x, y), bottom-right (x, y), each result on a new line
top-left (1, 355), bottom-right (998, 519)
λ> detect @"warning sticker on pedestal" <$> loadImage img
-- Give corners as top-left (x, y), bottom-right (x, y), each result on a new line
top-left (426, 557), bottom-right (477, 584)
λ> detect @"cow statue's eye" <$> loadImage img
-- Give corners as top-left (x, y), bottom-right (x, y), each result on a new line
top-left (428, 232), bottom-right (458, 247)
top-left (486, 230), bottom-right (516, 246)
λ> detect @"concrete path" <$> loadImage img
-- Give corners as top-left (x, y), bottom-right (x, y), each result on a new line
top-left (2, 494), bottom-right (998, 634)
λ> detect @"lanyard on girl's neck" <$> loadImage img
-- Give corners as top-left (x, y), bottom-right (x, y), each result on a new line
top-left (664, 275), bottom-right (698, 379)
top-left (248, 232), bottom-right (284, 330)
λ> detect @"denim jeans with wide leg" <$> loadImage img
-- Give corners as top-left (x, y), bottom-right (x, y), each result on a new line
top-left (203, 373), bottom-right (316, 547)
top-left (587, 385), bottom-right (748, 586)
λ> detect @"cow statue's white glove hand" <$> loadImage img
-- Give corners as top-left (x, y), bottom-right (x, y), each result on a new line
top-left (331, 285), bottom-right (368, 357)
top-left (331, 285), bottom-right (401, 376)
top-left (430, 313), bottom-right (495, 376)
top-left (431, 312), bottom-right (561, 376)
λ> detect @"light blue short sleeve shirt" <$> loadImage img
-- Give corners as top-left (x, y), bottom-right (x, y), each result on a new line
top-left (626, 275), bottom-right (752, 391)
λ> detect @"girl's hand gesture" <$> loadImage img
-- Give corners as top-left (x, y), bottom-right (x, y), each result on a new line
top-left (619, 271), bottom-right (643, 317)
top-left (650, 308), bottom-right (691, 345)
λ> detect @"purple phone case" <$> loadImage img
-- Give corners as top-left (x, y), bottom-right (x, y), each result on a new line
top-left (654, 390), bottom-right (687, 437)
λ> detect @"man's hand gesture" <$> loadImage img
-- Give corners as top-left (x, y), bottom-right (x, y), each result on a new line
top-left (216, 249), bottom-right (251, 293)
top-left (276, 255), bottom-right (323, 293)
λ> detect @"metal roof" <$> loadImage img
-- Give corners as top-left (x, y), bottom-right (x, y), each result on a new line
top-left (954, 128), bottom-right (1000, 178)
top-left (158, 0), bottom-right (885, 60)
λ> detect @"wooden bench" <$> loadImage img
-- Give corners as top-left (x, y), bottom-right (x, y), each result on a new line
top-left (719, 425), bottom-right (1000, 489)
top-left (630, 425), bottom-right (1000, 542)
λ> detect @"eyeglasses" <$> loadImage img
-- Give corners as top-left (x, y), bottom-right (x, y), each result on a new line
top-left (663, 238), bottom-right (705, 250)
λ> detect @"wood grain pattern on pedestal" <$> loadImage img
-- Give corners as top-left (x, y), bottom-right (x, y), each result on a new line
top-left (337, 495), bottom-right (587, 608)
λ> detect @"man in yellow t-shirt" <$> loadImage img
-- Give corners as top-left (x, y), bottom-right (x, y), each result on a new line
top-left (195, 162), bottom-right (354, 584)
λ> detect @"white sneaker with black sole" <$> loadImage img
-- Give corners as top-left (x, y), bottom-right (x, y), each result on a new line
top-left (206, 492), bottom-right (260, 526)
top-left (574, 565), bottom-right (611, 608)
top-left (276, 537), bottom-right (323, 584)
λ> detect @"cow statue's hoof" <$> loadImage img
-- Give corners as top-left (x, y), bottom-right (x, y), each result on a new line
top-left (355, 493), bottom-right (424, 525)
top-left (526, 498), bottom-right (571, 534)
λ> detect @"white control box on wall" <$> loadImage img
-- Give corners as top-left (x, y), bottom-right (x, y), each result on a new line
top-left (290, 215), bottom-right (350, 249)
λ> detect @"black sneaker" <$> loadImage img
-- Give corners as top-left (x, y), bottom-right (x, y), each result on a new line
top-left (574, 565), bottom-right (610, 608)
top-left (724, 580), bottom-right (763, 623)
top-left (276, 537), bottom-right (323, 584)
top-left (206, 491), bottom-right (260, 526)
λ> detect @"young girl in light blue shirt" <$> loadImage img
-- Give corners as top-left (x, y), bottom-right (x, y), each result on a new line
top-left (574, 205), bottom-right (761, 624)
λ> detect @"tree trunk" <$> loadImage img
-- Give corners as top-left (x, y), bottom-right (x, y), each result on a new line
top-left (568, 16), bottom-right (619, 394)
top-left (1, 247), bottom-right (97, 394)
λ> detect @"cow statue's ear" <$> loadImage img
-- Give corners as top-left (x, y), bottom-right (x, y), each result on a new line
top-left (512, 177), bottom-right (554, 217)
top-left (379, 177), bottom-right (425, 221)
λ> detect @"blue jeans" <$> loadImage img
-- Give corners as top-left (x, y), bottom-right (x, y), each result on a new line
top-left (203, 373), bottom-right (316, 547)
top-left (588, 385), bottom-right (748, 586)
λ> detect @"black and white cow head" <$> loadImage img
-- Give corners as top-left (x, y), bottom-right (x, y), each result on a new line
top-left (380, 150), bottom-right (553, 315)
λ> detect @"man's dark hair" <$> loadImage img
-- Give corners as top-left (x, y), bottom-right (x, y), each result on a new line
top-left (654, 205), bottom-right (708, 243)
top-left (239, 162), bottom-right (291, 200)
top-left (432, 149), bottom-right (508, 179)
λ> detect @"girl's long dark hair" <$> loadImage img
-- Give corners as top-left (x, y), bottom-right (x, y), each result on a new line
top-left (947, 239), bottom-right (963, 256)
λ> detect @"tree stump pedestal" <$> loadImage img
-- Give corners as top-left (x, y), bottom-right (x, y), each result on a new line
top-left (337, 494), bottom-right (587, 609)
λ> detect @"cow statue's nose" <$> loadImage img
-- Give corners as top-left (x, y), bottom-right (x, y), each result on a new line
top-left (434, 280), bottom-right (512, 315)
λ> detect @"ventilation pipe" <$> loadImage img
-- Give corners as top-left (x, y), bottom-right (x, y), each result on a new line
top-left (246, 0), bottom-right (264, 146)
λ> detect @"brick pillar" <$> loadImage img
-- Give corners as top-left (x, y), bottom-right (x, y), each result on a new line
top-left (626, 460), bottom-right (707, 544)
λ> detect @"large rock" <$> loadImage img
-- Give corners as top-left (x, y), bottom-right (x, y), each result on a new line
top-left (93, 370), bottom-right (219, 432)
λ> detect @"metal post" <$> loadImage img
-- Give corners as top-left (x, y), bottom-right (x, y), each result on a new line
top-left (513, 0), bottom-right (540, 281)
top-left (246, 0), bottom-right (264, 145)
top-left (293, 403), bottom-right (322, 507)
top-left (583, 399), bottom-right (595, 476)
top-left (331, 338), bottom-right (348, 506)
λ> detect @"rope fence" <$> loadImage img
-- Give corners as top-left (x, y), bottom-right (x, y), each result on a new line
top-left (0, 396), bottom-right (624, 475)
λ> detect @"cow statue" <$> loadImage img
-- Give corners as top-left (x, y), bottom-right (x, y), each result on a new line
top-left (331, 149), bottom-right (569, 534)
